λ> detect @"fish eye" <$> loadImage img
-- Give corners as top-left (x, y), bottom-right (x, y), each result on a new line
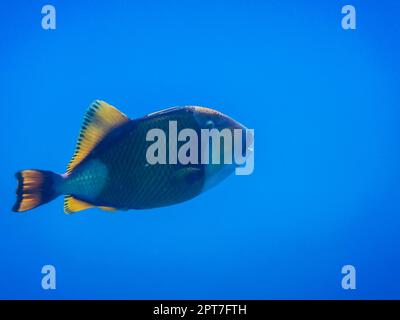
top-left (206, 120), bottom-right (214, 129)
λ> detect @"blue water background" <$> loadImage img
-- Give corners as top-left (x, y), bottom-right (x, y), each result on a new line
top-left (0, 0), bottom-right (400, 299)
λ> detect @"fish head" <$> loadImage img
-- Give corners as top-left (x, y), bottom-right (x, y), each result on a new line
top-left (191, 106), bottom-right (254, 191)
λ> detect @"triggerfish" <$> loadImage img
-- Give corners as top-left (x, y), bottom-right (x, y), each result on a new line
top-left (13, 100), bottom-right (253, 213)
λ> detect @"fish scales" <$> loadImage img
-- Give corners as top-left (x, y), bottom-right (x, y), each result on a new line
top-left (77, 108), bottom-right (204, 209)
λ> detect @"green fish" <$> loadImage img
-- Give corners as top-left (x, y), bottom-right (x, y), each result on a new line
top-left (13, 100), bottom-right (252, 213)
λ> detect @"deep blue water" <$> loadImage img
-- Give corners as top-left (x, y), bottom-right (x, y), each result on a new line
top-left (1, 0), bottom-right (400, 299)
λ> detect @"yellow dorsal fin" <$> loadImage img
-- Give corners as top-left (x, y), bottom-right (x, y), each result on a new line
top-left (64, 196), bottom-right (94, 214)
top-left (66, 100), bottom-right (129, 174)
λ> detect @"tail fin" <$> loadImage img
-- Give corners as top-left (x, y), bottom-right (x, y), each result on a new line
top-left (12, 170), bottom-right (61, 212)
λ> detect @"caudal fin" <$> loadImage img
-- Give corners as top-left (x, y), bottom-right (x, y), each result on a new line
top-left (12, 170), bottom-right (61, 212)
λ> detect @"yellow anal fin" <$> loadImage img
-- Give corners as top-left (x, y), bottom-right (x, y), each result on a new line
top-left (98, 206), bottom-right (118, 212)
top-left (64, 195), bottom-right (94, 214)
top-left (66, 100), bottom-right (130, 174)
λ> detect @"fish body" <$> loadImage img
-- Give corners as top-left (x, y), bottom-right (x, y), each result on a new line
top-left (13, 101), bottom-right (252, 213)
